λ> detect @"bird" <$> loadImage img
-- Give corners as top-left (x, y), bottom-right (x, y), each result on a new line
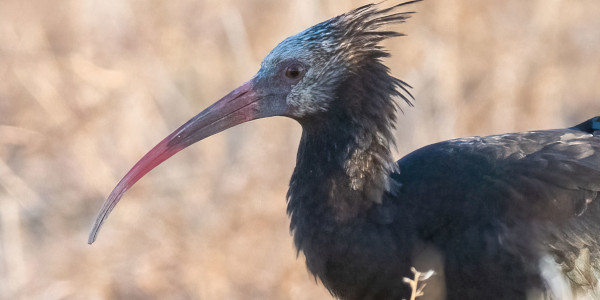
top-left (88, 1), bottom-right (600, 299)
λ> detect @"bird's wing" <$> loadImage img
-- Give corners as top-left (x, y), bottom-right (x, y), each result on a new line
top-left (482, 124), bottom-right (600, 297)
top-left (486, 129), bottom-right (600, 222)
top-left (395, 117), bottom-right (600, 297)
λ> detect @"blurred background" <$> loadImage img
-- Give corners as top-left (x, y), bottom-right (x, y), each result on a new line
top-left (1, 0), bottom-right (599, 299)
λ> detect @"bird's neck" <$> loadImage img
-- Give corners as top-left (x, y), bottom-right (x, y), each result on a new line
top-left (287, 116), bottom-right (398, 228)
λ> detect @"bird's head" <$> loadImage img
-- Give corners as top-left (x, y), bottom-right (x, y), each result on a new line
top-left (88, 0), bottom-right (418, 243)
top-left (256, 0), bottom-right (417, 120)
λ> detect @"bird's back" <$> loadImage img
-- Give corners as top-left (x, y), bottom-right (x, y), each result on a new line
top-left (393, 116), bottom-right (600, 299)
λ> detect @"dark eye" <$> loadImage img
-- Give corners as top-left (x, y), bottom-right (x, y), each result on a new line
top-left (285, 64), bottom-right (305, 80)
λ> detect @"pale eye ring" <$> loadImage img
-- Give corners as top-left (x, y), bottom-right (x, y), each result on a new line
top-left (285, 63), bottom-right (305, 80)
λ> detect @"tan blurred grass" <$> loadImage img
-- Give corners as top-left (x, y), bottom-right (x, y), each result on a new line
top-left (0, 0), bottom-right (599, 299)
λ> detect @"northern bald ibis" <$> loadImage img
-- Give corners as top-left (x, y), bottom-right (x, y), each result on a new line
top-left (89, 1), bottom-right (600, 299)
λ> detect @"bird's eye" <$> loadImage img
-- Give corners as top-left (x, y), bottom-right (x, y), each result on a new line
top-left (285, 64), bottom-right (305, 80)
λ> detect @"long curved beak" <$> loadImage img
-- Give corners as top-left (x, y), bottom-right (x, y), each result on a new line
top-left (89, 79), bottom-right (274, 244)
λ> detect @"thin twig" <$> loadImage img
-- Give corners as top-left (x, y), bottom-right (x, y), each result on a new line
top-left (402, 267), bottom-right (435, 300)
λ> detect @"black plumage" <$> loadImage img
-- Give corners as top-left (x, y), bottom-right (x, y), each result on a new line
top-left (89, 1), bottom-right (600, 299)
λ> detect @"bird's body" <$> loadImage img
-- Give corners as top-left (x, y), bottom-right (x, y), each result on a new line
top-left (292, 117), bottom-right (600, 299)
top-left (88, 1), bottom-right (600, 299)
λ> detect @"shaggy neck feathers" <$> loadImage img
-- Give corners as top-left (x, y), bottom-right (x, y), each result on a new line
top-left (287, 59), bottom-right (411, 234)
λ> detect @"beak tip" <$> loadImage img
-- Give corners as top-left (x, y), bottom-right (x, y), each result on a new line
top-left (87, 234), bottom-right (97, 245)
top-left (88, 223), bottom-right (101, 244)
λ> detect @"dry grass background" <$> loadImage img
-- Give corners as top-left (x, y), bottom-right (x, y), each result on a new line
top-left (1, 0), bottom-right (600, 299)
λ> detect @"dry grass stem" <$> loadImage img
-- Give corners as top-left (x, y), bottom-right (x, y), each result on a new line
top-left (403, 267), bottom-right (435, 300)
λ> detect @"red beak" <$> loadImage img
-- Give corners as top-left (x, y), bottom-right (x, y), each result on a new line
top-left (89, 80), bottom-right (276, 244)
